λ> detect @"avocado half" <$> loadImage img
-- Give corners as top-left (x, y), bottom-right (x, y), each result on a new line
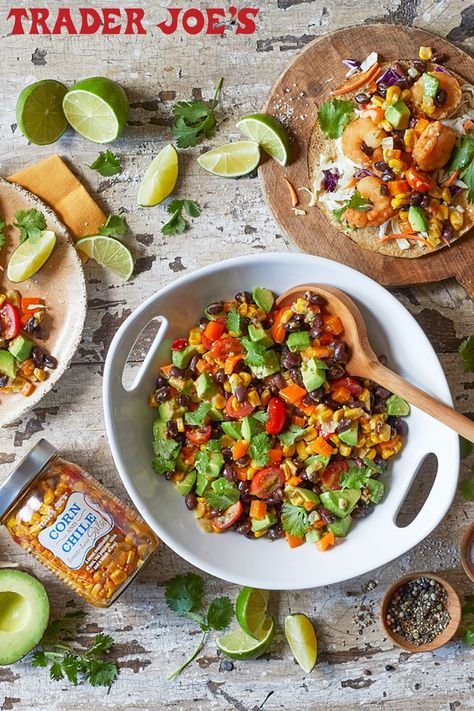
top-left (0, 568), bottom-right (50, 665)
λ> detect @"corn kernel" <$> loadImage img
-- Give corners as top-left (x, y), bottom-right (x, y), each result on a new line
top-left (450, 210), bottom-right (464, 230)
top-left (280, 309), bottom-right (294, 324)
top-left (386, 86), bottom-right (401, 104)
top-left (229, 373), bottom-right (241, 390)
top-left (223, 382), bottom-right (231, 393)
top-left (43, 489), bottom-right (54, 505)
top-left (339, 444), bottom-right (352, 457)
top-left (403, 128), bottom-right (416, 152)
top-left (247, 466), bottom-right (257, 478)
top-left (248, 390), bottom-right (260, 407)
top-left (388, 158), bottom-right (404, 173)
top-left (441, 188), bottom-right (451, 203)
top-left (34, 368), bottom-right (48, 382)
top-left (6, 290), bottom-right (20, 308)
top-left (284, 458), bottom-right (297, 475)
top-left (419, 46), bottom-right (432, 61)
top-left (238, 303), bottom-right (249, 316)
top-left (292, 297), bottom-right (309, 314)
top-left (296, 440), bottom-right (309, 460)
top-left (400, 89), bottom-right (412, 102)
top-left (212, 393), bottom-right (226, 409)
top-left (371, 95), bottom-right (384, 107)
top-left (282, 444), bottom-right (295, 457)
top-left (398, 209), bottom-right (409, 222)
top-left (0, 294), bottom-right (6, 306)
top-left (195, 502), bottom-right (207, 518)
top-left (260, 388), bottom-right (271, 407)
top-left (421, 98), bottom-right (435, 115)
top-left (239, 372), bottom-right (252, 386)
top-left (429, 186), bottom-right (443, 199)
top-left (175, 416), bottom-right (185, 433)
top-left (253, 529), bottom-right (268, 538)
top-left (391, 196), bottom-right (410, 209)
top-left (188, 327), bottom-right (202, 345)
top-left (381, 119), bottom-right (393, 132)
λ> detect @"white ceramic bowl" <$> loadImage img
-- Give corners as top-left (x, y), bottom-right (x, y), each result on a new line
top-left (103, 253), bottom-right (459, 589)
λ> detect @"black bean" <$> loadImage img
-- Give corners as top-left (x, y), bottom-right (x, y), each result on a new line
top-left (326, 363), bottom-right (345, 380)
top-left (170, 365), bottom-right (184, 378)
top-left (266, 489), bottom-right (283, 506)
top-left (267, 525), bottom-right (285, 540)
top-left (185, 493), bottom-right (197, 510)
top-left (409, 192), bottom-right (422, 206)
top-left (360, 142), bottom-right (373, 157)
top-left (420, 194), bottom-right (429, 208)
top-left (32, 346), bottom-right (45, 368)
top-left (349, 399), bottom-right (364, 409)
top-left (413, 59), bottom-right (427, 73)
top-left (0, 375), bottom-right (7, 388)
top-left (175, 432), bottom-right (186, 445)
top-left (374, 456), bottom-right (387, 471)
top-left (211, 422), bottom-right (222, 438)
top-left (23, 316), bottom-right (36, 334)
top-left (238, 480), bottom-right (250, 496)
top-left (198, 316), bottom-right (209, 330)
top-left (222, 447), bottom-right (233, 462)
top-left (355, 92), bottom-right (370, 104)
top-left (311, 314), bottom-right (324, 328)
top-left (373, 401), bottom-right (386, 414)
top-left (282, 351), bottom-right (301, 369)
top-left (187, 355), bottom-right (199, 375)
top-left (302, 394), bottom-right (314, 406)
top-left (236, 455), bottom-right (249, 467)
top-left (375, 386), bottom-right (391, 399)
top-left (378, 354), bottom-right (388, 366)
top-left (309, 387), bottom-right (325, 402)
top-left (154, 386), bottom-right (169, 403)
top-left (310, 326), bottom-right (323, 339)
top-left (284, 318), bottom-right (302, 333)
top-left (155, 375), bottom-right (167, 389)
top-left (432, 53), bottom-right (447, 64)
top-left (352, 501), bottom-right (374, 519)
top-left (319, 507), bottom-right (336, 524)
top-left (207, 301), bottom-right (223, 315)
top-left (177, 393), bottom-right (190, 407)
top-left (290, 368), bottom-right (304, 388)
top-left (214, 367), bottom-right (225, 385)
top-left (223, 464), bottom-right (237, 482)
top-left (374, 161), bottom-right (389, 172)
top-left (235, 384), bottom-right (247, 403)
top-left (235, 291), bottom-right (251, 303)
top-left (442, 223), bottom-right (453, 241)
top-left (333, 342), bottom-right (347, 363)
top-left (392, 136), bottom-right (404, 151)
top-left (303, 291), bottom-right (326, 305)
top-left (235, 519), bottom-right (251, 535)
top-left (43, 354), bottom-right (57, 369)
top-left (210, 508), bottom-right (222, 517)
top-left (378, 183), bottom-right (389, 198)
top-left (377, 85), bottom-right (388, 99)
top-left (166, 420), bottom-right (178, 437)
top-left (391, 417), bottom-right (409, 436)
top-left (336, 417), bottom-right (352, 434)
top-left (434, 88), bottom-right (447, 108)
top-left (164, 471), bottom-right (173, 481)
top-left (382, 170), bottom-right (396, 182)
top-left (393, 62), bottom-right (406, 77)
top-left (408, 116), bottom-right (417, 128)
top-left (270, 373), bottom-right (286, 391)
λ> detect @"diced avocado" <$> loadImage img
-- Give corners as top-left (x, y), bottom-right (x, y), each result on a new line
top-left (408, 206), bottom-right (429, 233)
top-left (196, 450), bottom-right (224, 480)
top-left (328, 515), bottom-right (352, 538)
top-left (338, 421), bottom-right (358, 446)
top-left (8, 335), bottom-right (33, 363)
top-left (158, 400), bottom-right (176, 422)
top-left (385, 100), bottom-right (411, 130)
top-left (285, 486), bottom-right (320, 508)
top-left (196, 470), bottom-right (210, 496)
top-left (241, 415), bottom-right (263, 441)
top-left (208, 406), bottom-right (224, 422)
top-left (221, 421), bottom-right (242, 440)
top-left (305, 455), bottom-right (330, 475)
top-left (153, 417), bottom-right (168, 441)
top-left (195, 372), bottom-right (218, 400)
top-left (305, 529), bottom-right (321, 543)
top-left (301, 358), bottom-right (326, 392)
top-left (249, 350), bottom-right (281, 379)
top-left (248, 323), bottom-right (274, 348)
top-left (287, 331), bottom-right (311, 352)
top-left (422, 72), bottom-right (440, 98)
top-left (251, 512), bottom-right (278, 533)
top-left (175, 469), bottom-right (197, 496)
top-left (0, 351), bottom-right (17, 379)
top-left (252, 287), bottom-right (274, 313)
top-left (0, 568), bottom-right (50, 665)
top-left (320, 489), bottom-right (361, 518)
top-left (172, 345), bottom-right (197, 369)
top-left (386, 394), bottom-right (410, 416)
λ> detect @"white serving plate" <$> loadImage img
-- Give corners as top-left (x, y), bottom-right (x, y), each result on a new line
top-left (103, 253), bottom-right (459, 589)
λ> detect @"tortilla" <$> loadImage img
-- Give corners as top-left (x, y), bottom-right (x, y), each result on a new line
top-left (309, 61), bottom-right (474, 258)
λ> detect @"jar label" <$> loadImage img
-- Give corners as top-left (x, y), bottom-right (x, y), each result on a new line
top-left (38, 491), bottom-right (113, 570)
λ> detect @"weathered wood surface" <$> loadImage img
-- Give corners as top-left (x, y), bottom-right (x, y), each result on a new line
top-left (0, 1), bottom-right (473, 709)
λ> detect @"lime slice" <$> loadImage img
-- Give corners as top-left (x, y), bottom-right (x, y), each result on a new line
top-left (236, 114), bottom-right (290, 166)
top-left (63, 77), bottom-right (129, 143)
top-left (76, 235), bottom-right (134, 281)
top-left (284, 613), bottom-right (318, 674)
top-left (235, 587), bottom-right (270, 639)
top-left (16, 80), bottom-right (68, 145)
top-left (216, 616), bottom-right (274, 660)
top-left (137, 144), bottom-right (179, 207)
top-left (7, 230), bottom-right (57, 283)
top-left (197, 141), bottom-right (260, 178)
top-left (252, 287), bottom-right (274, 314)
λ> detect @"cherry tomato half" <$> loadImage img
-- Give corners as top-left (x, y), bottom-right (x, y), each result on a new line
top-left (211, 500), bottom-right (243, 530)
top-left (201, 333), bottom-right (214, 350)
top-left (0, 303), bottom-right (20, 340)
top-left (225, 395), bottom-right (254, 419)
top-left (321, 460), bottom-right (349, 491)
top-left (250, 467), bottom-right (285, 499)
top-left (330, 377), bottom-right (363, 396)
top-left (266, 397), bottom-right (287, 435)
top-left (171, 338), bottom-right (188, 352)
top-left (210, 337), bottom-right (243, 360)
top-left (186, 425), bottom-right (212, 445)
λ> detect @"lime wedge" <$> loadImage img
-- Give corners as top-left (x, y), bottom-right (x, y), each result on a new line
top-left (235, 587), bottom-right (270, 639)
top-left (63, 77), bottom-right (129, 143)
top-left (284, 613), bottom-right (318, 673)
top-left (76, 235), bottom-right (134, 281)
top-left (216, 616), bottom-right (274, 660)
top-left (16, 80), bottom-right (68, 145)
top-left (138, 144), bottom-right (179, 207)
top-left (197, 141), bottom-right (260, 178)
top-left (236, 114), bottom-right (290, 166)
top-left (7, 230), bottom-right (57, 283)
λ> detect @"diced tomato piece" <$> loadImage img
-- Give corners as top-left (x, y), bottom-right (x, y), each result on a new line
top-left (265, 397), bottom-right (287, 435)
top-left (225, 396), bottom-right (254, 419)
top-left (186, 425), bottom-right (212, 445)
top-left (171, 338), bottom-right (188, 352)
top-left (330, 377), bottom-right (363, 396)
top-left (0, 303), bottom-right (20, 340)
top-left (212, 501), bottom-right (243, 530)
top-left (210, 337), bottom-right (243, 360)
top-left (250, 467), bottom-right (285, 499)
top-left (321, 460), bottom-right (349, 490)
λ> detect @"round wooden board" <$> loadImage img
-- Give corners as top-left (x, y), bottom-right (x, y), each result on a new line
top-left (260, 24), bottom-right (474, 298)
top-left (0, 179), bottom-right (87, 427)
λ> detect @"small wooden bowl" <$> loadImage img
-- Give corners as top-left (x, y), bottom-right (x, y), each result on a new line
top-left (380, 572), bottom-right (462, 652)
top-left (460, 522), bottom-right (474, 583)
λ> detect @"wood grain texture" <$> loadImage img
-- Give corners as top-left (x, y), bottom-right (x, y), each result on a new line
top-left (261, 24), bottom-right (474, 297)
top-left (0, 1), bottom-right (473, 709)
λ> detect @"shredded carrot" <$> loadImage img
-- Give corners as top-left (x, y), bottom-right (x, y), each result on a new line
top-left (380, 233), bottom-right (432, 248)
top-left (233, 439), bottom-right (249, 461)
top-left (345, 176), bottom-right (358, 189)
top-left (317, 531), bottom-right (335, 551)
top-left (284, 177), bottom-right (299, 207)
top-left (280, 383), bottom-right (307, 405)
top-left (441, 170), bottom-right (459, 188)
top-left (224, 354), bottom-right (244, 374)
top-left (286, 533), bottom-right (305, 549)
top-left (330, 63), bottom-right (380, 97)
top-left (310, 437), bottom-right (334, 457)
top-left (269, 448), bottom-right (283, 463)
top-left (250, 500), bottom-right (267, 520)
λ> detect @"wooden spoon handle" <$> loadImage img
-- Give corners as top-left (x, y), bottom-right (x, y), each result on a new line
top-left (369, 361), bottom-right (474, 443)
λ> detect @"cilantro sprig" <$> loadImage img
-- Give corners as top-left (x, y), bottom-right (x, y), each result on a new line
top-left (172, 78), bottom-right (224, 148)
top-left (162, 199), bottom-right (201, 236)
top-left (249, 432), bottom-right (271, 467)
top-left (99, 213), bottom-right (127, 237)
top-left (89, 150), bottom-right (122, 177)
top-left (281, 503), bottom-right (309, 538)
top-left (333, 191), bottom-right (372, 223)
top-left (32, 611), bottom-right (118, 687)
top-left (165, 572), bottom-right (233, 680)
top-left (204, 477), bottom-right (240, 510)
top-left (317, 98), bottom-right (354, 139)
top-left (13, 208), bottom-right (46, 243)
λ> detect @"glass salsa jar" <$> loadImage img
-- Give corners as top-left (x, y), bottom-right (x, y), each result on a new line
top-left (0, 439), bottom-right (158, 607)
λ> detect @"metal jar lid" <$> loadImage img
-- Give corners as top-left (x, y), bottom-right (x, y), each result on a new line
top-left (0, 439), bottom-right (58, 521)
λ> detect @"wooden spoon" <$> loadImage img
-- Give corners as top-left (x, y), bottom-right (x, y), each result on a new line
top-left (276, 284), bottom-right (474, 443)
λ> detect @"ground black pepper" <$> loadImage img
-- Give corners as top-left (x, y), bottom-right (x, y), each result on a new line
top-left (385, 577), bottom-right (450, 645)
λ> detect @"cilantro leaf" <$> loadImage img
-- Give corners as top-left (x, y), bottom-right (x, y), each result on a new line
top-left (365, 477), bottom-right (384, 503)
top-left (279, 424), bottom-right (306, 447)
top-left (281, 503), bottom-right (309, 537)
top-left (461, 437), bottom-right (473, 459)
top-left (185, 402), bottom-right (212, 426)
top-left (171, 78), bottom-right (223, 148)
top-left (89, 150), bottom-right (122, 177)
top-left (168, 199), bottom-right (202, 218)
top-left (87, 634), bottom-right (114, 656)
top-left (162, 200), bottom-right (201, 236)
top-left (152, 438), bottom-right (181, 475)
top-left (206, 597), bottom-right (233, 631)
top-left (464, 629), bottom-right (474, 645)
top-left (32, 650), bottom-right (49, 667)
top-left (332, 191), bottom-right (371, 223)
top-left (85, 659), bottom-right (118, 687)
top-left (13, 208), bottom-right (46, 243)
top-left (461, 160), bottom-right (474, 203)
top-left (195, 448), bottom-right (224, 478)
top-left (459, 466), bottom-right (474, 501)
top-left (49, 661), bottom-right (64, 681)
top-left (340, 465), bottom-right (367, 489)
top-left (162, 210), bottom-right (186, 236)
top-left (459, 336), bottom-right (474, 372)
top-left (448, 135), bottom-right (474, 173)
top-left (241, 338), bottom-right (267, 367)
top-left (362, 456), bottom-right (383, 474)
top-left (204, 477), bottom-right (239, 510)
top-left (317, 98), bottom-right (354, 139)
top-left (249, 432), bottom-right (271, 467)
top-left (226, 306), bottom-right (242, 335)
top-left (165, 572), bottom-right (204, 614)
top-left (0, 217), bottom-right (6, 248)
top-left (253, 410), bottom-right (269, 424)
top-left (99, 214), bottom-right (127, 237)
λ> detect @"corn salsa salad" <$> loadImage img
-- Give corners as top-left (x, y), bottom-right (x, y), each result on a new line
top-left (149, 287), bottom-right (409, 551)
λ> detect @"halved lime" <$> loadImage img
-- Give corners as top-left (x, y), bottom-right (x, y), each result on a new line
top-left (63, 77), bottom-right (129, 143)
top-left (137, 144), bottom-right (179, 207)
top-left (197, 141), bottom-right (260, 178)
top-left (7, 230), bottom-right (57, 283)
top-left (236, 114), bottom-right (290, 166)
top-left (76, 235), bottom-right (134, 281)
top-left (284, 613), bottom-right (318, 673)
top-left (235, 587), bottom-right (270, 639)
top-left (16, 80), bottom-right (68, 145)
top-left (216, 616), bottom-right (274, 660)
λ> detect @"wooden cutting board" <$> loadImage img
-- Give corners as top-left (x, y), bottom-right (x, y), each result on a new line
top-left (260, 24), bottom-right (474, 298)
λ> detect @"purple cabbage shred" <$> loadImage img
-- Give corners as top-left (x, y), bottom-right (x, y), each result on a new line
top-left (376, 67), bottom-right (404, 87)
top-left (434, 66), bottom-right (448, 73)
top-left (322, 169), bottom-right (340, 192)
top-left (355, 168), bottom-right (373, 179)
top-left (342, 59), bottom-right (360, 70)
top-left (450, 185), bottom-right (463, 198)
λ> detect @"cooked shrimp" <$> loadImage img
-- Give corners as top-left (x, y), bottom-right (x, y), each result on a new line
top-left (341, 118), bottom-right (387, 166)
top-left (344, 176), bottom-right (396, 228)
top-left (412, 120), bottom-right (457, 171)
top-left (411, 70), bottom-right (462, 119)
